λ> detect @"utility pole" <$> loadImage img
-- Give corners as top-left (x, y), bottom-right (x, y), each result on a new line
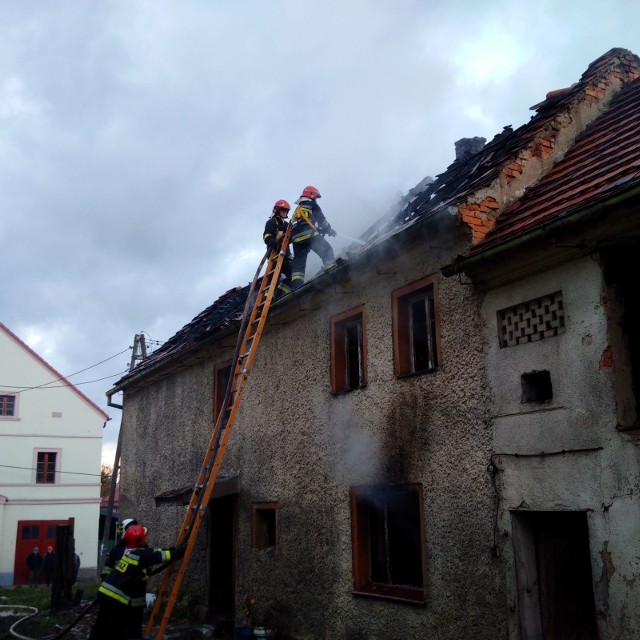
top-left (130, 333), bottom-right (147, 370)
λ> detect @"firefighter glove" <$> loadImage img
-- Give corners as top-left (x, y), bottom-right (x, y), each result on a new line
top-left (327, 227), bottom-right (337, 237)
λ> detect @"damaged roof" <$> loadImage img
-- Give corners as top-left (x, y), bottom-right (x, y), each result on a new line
top-left (109, 47), bottom-right (640, 392)
top-left (470, 72), bottom-right (640, 253)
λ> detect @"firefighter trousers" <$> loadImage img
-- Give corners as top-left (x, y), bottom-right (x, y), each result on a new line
top-left (291, 235), bottom-right (335, 288)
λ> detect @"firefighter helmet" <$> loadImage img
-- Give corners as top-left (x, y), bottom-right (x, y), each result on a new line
top-left (124, 524), bottom-right (147, 549)
top-left (301, 185), bottom-right (321, 199)
top-left (272, 199), bottom-right (291, 214)
top-left (121, 518), bottom-right (138, 532)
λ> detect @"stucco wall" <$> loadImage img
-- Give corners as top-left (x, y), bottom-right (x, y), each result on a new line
top-left (481, 255), bottom-right (640, 639)
top-left (120, 219), bottom-right (507, 639)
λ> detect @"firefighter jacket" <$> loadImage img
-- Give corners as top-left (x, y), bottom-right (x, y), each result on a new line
top-left (100, 542), bottom-right (125, 579)
top-left (263, 216), bottom-right (291, 255)
top-left (98, 546), bottom-right (181, 607)
top-left (291, 197), bottom-right (334, 244)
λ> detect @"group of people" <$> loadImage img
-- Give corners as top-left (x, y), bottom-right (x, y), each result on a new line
top-left (91, 517), bottom-right (185, 640)
top-left (25, 545), bottom-right (79, 588)
top-left (263, 185), bottom-right (337, 298)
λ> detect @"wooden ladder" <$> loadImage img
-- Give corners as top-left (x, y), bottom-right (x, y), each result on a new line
top-left (145, 226), bottom-right (292, 639)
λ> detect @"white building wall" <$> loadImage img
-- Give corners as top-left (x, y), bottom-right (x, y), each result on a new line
top-left (0, 325), bottom-right (107, 585)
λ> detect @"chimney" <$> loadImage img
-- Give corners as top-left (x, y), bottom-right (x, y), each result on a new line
top-left (454, 136), bottom-right (486, 162)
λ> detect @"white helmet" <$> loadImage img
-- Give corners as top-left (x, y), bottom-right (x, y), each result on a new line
top-left (121, 518), bottom-right (138, 531)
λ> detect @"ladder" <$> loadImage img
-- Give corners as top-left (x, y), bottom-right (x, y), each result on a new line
top-left (146, 225), bottom-right (292, 639)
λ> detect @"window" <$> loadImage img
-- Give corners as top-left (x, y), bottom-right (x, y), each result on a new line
top-left (214, 360), bottom-right (232, 422)
top-left (331, 305), bottom-right (367, 393)
top-left (252, 503), bottom-right (278, 549)
top-left (36, 452), bottom-right (57, 484)
top-left (392, 276), bottom-right (439, 377)
top-left (0, 394), bottom-right (17, 417)
top-left (350, 484), bottom-right (426, 603)
top-left (521, 370), bottom-right (553, 403)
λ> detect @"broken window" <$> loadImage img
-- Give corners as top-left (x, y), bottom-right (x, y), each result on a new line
top-left (603, 250), bottom-right (640, 427)
top-left (330, 305), bottom-right (367, 393)
top-left (252, 503), bottom-right (278, 549)
top-left (521, 370), bottom-right (553, 403)
top-left (0, 394), bottom-right (16, 417)
top-left (350, 484), bottom-right (426, 603)
top-left (36, 451), bottom-right (57, 484)
top-left (214, 360), bottom-right (232, 422)
top-left (392, 276), bottom-right (439, 377)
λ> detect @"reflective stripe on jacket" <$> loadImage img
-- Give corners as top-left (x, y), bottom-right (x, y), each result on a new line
top-left (98, 546), bottom-right (174, 607)
top-left (291, 198), bottom-right (332, 243)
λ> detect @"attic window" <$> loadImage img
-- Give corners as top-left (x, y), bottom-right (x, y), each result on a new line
top-left (331, 306), bottom-right (367, 394)
top-left (521, 370), bottom-right (553, 404)
top-left (252, 503), bottom-right (278, 549)
top-left (392, 276), bottom-right (440, 377)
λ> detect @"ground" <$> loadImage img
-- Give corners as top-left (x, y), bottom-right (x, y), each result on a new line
top-left (0, 583), bottom-right (233, 640)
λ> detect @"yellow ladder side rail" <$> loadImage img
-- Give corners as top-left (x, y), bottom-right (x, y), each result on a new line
top-left (146, 227), bottom-right (291, 639)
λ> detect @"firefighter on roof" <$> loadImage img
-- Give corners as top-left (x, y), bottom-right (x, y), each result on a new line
top-left (263, 199), bottom-right (293, 299)
top-left (290, 185), bottom-right (336, 288)
top-left (90, 524), bottom-right (185, 640)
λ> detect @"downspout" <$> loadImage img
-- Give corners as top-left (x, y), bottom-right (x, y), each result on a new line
top-left (442, 185), bottom-right (640, 277)
top-left (98, 392), bottom-right (124, 575)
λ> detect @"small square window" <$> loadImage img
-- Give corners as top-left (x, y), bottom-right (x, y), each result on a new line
top-left (521, 370), bottom-right (553, 403)
top-left (252, 503), bottom-right (278, 549)
top-left (392, 276), bottom-right (440, 377)
top-left (0, 394), bottom-right (16, 417)
top-left (331, 306), bottom-right (367, 394)
top-left (36, 452), bottom-right (57, 484)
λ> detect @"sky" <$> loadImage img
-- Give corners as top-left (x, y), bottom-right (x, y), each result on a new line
top-left (1, 0), bottom-right (638, 467)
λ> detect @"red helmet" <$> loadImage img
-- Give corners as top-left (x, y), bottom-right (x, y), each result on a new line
top-left (124, 524), bottom-right (147, 549)
top-left (272, 199), bottom-right (290, 214)
top-left (301, 186), bottom-right (321, 199)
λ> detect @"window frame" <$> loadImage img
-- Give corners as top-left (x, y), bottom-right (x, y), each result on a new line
top-left (0, 392), bottom-right (19, 420)
top-left (350, 483), bottom-right (427, 604)
top-left (213, 359), bottom-right (233, 423)
top-left (330, 305), bottom-right (368, 394)
top-left (392, 275), bottom-right (440, 378)
top-left (251, 502), bottom-right (278, 549)
top-left (33, 449), bottom-right (61, 485)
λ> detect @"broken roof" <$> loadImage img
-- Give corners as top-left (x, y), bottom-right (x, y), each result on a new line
top-left (109, 47), bottom-right (640, 393)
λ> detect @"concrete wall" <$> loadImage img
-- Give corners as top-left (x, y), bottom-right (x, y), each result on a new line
top-left (120, 220), bottom-right (508, 639)
top-left (481, 255), bottom-right (640, 639)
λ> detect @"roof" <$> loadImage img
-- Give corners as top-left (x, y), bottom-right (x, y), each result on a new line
top-left (110, 48), bottom-right (640, 391)
top-left (0, 322), bottom-right (110, 421)
top-left (471, 73), bottom-right (640, 253)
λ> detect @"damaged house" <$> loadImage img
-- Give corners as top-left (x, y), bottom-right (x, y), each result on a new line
top-left (107, 48), bottom-right (640, 639)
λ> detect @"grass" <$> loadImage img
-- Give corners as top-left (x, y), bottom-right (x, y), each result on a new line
top-left (0, 581), bottom-right (99, 639)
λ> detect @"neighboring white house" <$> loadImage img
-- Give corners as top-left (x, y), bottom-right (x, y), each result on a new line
top-left (0, 322), bottom-right (108, 585)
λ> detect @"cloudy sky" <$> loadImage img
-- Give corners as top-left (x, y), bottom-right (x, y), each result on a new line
top-left (1, 1), bottom-right (638, 465)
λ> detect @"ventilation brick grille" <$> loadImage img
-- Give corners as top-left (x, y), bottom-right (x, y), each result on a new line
top-left (498, 291), bottom-right (565, 348)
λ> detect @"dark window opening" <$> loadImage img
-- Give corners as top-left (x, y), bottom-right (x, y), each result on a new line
top-left (214, 361), bottom-right (233, 422)
top-left (0, 394), bottom-right (16, 416)
top-left (521, 370), bottom-right (553, 403)
top-left (393, 276), bottom-right (439, 377)
top-left (36, 452), bottom-right (57, 484)
top-left (331, 306), bottom-right (367, 394)
top-left (604, 251), bottom-right (640, 427)
top-left (252, 503), bottom-right (278, 549)
top-left (22, 525), bottom-right (40, 540)
top-left (351, 484), bottom-right (426, 603)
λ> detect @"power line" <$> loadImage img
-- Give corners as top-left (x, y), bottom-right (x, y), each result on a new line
top-left (0, 370), bottom-right (130, 391)
top-left (0, 463), bottom-right (106, 478)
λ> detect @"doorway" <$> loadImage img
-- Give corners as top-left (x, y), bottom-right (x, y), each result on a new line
top-left (13, 519), bottom-right (69, 585)
top-left (511, 511), bottom-right (598, 639)
top-left (208, 494), bottom-right (237, 620)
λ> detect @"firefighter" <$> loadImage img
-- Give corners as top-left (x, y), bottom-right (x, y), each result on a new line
top-left (263, 199), bottom-right (293, 299)
top-left (290, 185), bottom-right (337, 288)
top-left (90, 524), bottom-right (185, 640)
top-left (100, 517), bottom-right (139, 580)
